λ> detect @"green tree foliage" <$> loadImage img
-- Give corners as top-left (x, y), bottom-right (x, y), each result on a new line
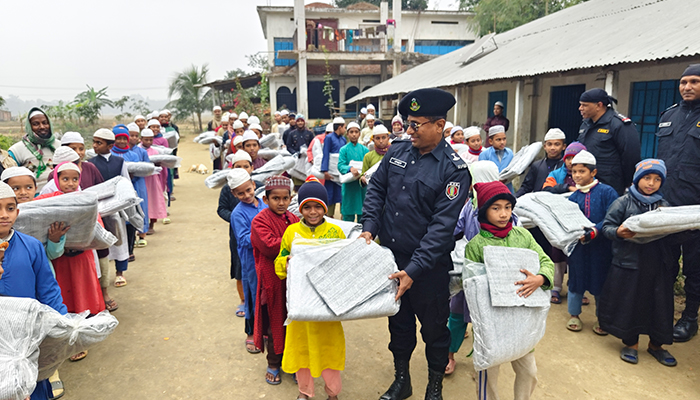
top-left (334, 0), bottom-right (428, 10)
top-left (463, 0), bottom-right (587, 36)
top-left (167, 64), bottom-right (211, 132)
top-left (113, 95), bottom-right (131, 122)
top-left (72, 85), bottom-right (114, 125)
top-left (0, 95), bottom-right (5, 109)
top-left (322, 52), bottom-right (336, 118)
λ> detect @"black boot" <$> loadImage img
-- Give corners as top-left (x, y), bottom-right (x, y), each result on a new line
top-left (673, 315), bottom-right (698, 342)
top-left (379, 359), bottom-right (412, 400)
top-left (424, 369), bottom-right (444, 400)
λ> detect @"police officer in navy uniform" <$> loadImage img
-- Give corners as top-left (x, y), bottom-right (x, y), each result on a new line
top-left (656, 64), bottom-right (700, 342)
top-left (577, 88), bottom-right (641, 195)
top-left (360, 88), bottom-right (471, 400)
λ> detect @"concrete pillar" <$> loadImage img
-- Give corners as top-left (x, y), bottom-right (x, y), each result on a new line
top-left (605, 70), bottom-right (618, 99)
top-left (269, 79), bottom-right (278, 113)
top-left (466, 85), bottom-right (473, 126)
top-left (339, 79), bottom-right (346, 114)
top-left (380, 1), bottom-right (389, 52)
top-left (294, 0), bottom-right (309, 117)
top-left (392, 0), bottom-right (402, 52)
top-left (513, 79), bottom-right (526, 152)
top-left (453, 86), bottom-right (460, 124)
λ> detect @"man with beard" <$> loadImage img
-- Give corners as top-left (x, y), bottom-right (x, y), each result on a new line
top-left (9, 107), bottom-right (61, 191)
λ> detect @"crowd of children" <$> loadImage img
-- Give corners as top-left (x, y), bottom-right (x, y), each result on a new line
top-left (0, 108), bottom-right (179, 400)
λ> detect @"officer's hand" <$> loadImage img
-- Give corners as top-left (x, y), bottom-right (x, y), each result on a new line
top-left (358, 231), bottom-right (373, 244)
top-left (389, 270), bottom-right (413, 300)
top-left (515, 270), bottom-right (545, 298)
top-left (324, 172), bottom-right (332, 181)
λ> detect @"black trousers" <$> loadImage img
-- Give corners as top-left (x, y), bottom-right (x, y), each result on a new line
top-left (126, 223), bottom-right (137, 256)
top-left (672, 230), bottom-right (700, 318)
top-left (388, 254), bottom-right (451, 372)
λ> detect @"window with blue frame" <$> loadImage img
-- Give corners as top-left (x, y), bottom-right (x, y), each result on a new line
top-left (629, 80), bottom-right (681, 158)
top-left (414, 40), bottom-right (473, 55)
top-left (274, 38), bottom-right (295, 67)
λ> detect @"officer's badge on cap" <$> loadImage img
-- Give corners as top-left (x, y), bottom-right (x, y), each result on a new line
top-left (410, 98), bottom-right (420, 112)
top-left (399, 88), bottom-right (456, 117)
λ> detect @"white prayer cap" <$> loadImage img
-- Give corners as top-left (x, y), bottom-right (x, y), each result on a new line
top-left (494, 101), bottom-right (504, 108)
top-left (488, 125), bottom-right (506, 137)
top-left (332, 116), bottom-right (345, 125)
top-left (274, 111), bottom-right (281, 116)
top-left (127, 122), bottom-right (140, 133)
top-left (29, 110), bottom-right (46, 120)
top-left (450, 126), bottom-right (463, 136)
top-left (0, 181), bottom-right (16, 200)
top-left (463, 126), bottom-right (481, 140)
top-left (367, 104), bottom-right (375, 110)
top-left (360, 107), bottom-right (368, 114)
top-left (365, 114), bottom-right (375, 121)
top-left (56, 162), bottom-right (80, 176)
top-left (230, 112), bottom-right (238, 119)
top-left (249, 123), bottom-right (263, 133)
top-left (146, 113), bottom-right (153, 120)
top-left (148, 119), bottom-right (161, 127)
top-left (227, 168), bottom-right (252, 189)
top-left (280, 110), bottom-right (289, 116)
top-left (140, 128), bottom-right (154, 138)
top-left (53, 147), bottom-right (80, 164)
top-left (233, 136), bottom-right (245, 147)
top-left (241, 131), bottom-right (259, 143)
top-left (325, 123), bottom-right (334, 132)
top-left (544, 128), bottom-right (566, 141)
top-left (248, 116), bottom-right (260, 125)
top-left (61, 131), bottom-right (84, 145)
top-left (232, 149), bottom-right (252, 164)
top-left (213, 106), bottom-right (222, 112)
top-left (571, 150), bottom-right (596, 166)
top-left (159, 109), bottom-right (169, 116)
top-left (347, 122), bottom-right (360, 131)
top-left (93, 128), bottom-right (115, 141)
top-left (238, 112), bottom-right (249, 120)
top-left (444, 121), bottom-right (454, 132)
top-left (134, 115), bottom-right (146, 121)
top-left (1, 166), bottom-right (34, 183)
top-left (232, 120), bottom-right (244, 130)
top-left (152, 111), bottom-right (159, 117)
top-left (221, 115), bottom-right (230, 122)
top-left (371, 124), bottom-right (389, 137)
top-left (470, 160), bottom-right (500, 184)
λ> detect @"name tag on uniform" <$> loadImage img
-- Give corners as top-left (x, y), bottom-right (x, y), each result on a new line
top-left (389, 157), bottom-right (407, 168)
top-left (659, 122), bottom-right (672, 128)
top-left (597, 128), bottom-right (610, 134)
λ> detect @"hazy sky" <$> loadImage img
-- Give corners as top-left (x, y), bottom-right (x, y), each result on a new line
top-left (0, 0), bottom-right (458, 102)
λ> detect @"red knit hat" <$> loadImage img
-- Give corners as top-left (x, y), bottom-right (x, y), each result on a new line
top-left (474, 181), bottom-right (516, 217)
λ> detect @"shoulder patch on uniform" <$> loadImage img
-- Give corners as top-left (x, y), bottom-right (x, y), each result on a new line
top-left (445, 182), bottom-right (460, 200)
top-left (446, 149), bottom-right (468, 169)
top-left (661, 103), bottom-right (679, 116)
top-left (615, 113), bottom-right (632, 124)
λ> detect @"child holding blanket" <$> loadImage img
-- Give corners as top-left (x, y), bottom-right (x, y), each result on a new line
top-left (275, 177), bottom-right (346, 400)
top-left (464, 181), bottom-right (554, 400)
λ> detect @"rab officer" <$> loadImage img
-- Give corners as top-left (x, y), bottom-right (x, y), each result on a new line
top-left (360, 88), bottom-right (471, 400)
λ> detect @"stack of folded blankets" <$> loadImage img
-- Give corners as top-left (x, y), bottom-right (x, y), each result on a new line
top-left (499, 142), bottom-right (543, 183)
top-left (622, 205), bottom-right (700, 243)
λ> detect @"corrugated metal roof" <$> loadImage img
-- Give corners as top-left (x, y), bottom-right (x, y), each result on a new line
top-left (346, 0), bottom-right (700, 103)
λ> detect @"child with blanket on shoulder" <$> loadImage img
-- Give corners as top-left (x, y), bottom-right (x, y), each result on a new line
top-left (275, 176), bottom-right (346, 400)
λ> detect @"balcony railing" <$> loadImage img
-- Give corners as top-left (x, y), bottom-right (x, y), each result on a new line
top-left (294, 26), bottom-right (390, 53)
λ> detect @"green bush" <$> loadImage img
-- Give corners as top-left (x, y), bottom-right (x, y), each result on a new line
top-left (0, 135), bottom-right (16, 150)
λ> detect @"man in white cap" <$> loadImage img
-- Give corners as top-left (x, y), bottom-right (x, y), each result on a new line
top-left (516, 128), bottom-right (567, 197)
top-left (208, 106), bottom-right (223, 132)
top-left (479, 125), bottom-right (514, 193)
top-left (483, 100), bottom-right (510, 139)
top-left (8, 107), bottom-right (61, 191)
top-left (321, 117), bottom-right (347, 217)
top-left (360, 113), bottom-right (376, 145)
top-left (241, 131), bottom-right (267, 170)
top-left (271, 111), bottom-right (282, 136)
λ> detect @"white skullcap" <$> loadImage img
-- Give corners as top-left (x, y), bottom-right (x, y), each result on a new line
top-left (232, 120), bottom-right (244, 130)
top-left (140, 128), bottom-right (154, 138)
top-left (238, 112), bottom-right (249, 120)
top-left (146, 113), bottom-right (153, 120)
top-left (274, 111), bottom-right (281, 116)
top-left (571, 150), bottom-right (596, 166)
top-left (365, 114), bottom-right (375, 121)
top-left (367, 104), bottom-right (375, 110)
top-left (134, 115), bottom-right (146, 121)
top-left (332, 116), bottom-right (345, 124)
top-left (227, 168), bottom-right (252, 189)
top-left (221, 115), bottom-right (229, 122)
top-left (494, 101), bottom-right (504, 108)
top-left (152, 111), bottom-right (159, 117)
top-left (0, 181), bottom-right (16, 200)
top-left (371, 124), bottom-right (389, 137)
top-left (281, 110), bottom-right (289, 116)
top-left (233, 136), bottom-right (245, 147)
top-left (56, 162), bottom-right (80, 176)
top-left (444, 122), bottom-right (454, 132)
top-left (148, 119), bottom-right (161, 127)
top-left (325, 123), bottom-right (334, 132)
top-left (249, 123), bottom-right (263, 132)
top-left (450, 126), bottom-right (463, 136)
top-left (1, 166), bottom-right (34, 183)
top-left (61, 131), bottom-right (84, 145)
top-left (544, 128), bottom-right (566, 141)
top-left (213, 106), bottom-right (222, 112)
top-left (159, 109), bottom-right (169, 116)
top-left (127, 122), bottom-right (140, 133)
top-left (94, 128), bottom-right (115, 141)
top-left (230, 112), bottom-right (238, 119)
top-left (53, 147), bottom-right (80, 164)
top-left (463, 126), bottom-right (481, 140)
top-left (360, 107), bottom-right (368, 114)
top-left (241, 131), bottom-right (259, 143)
top-left (347, 122), bottom-right (360, 131)
top-left (29, 110), bottom-right (46, 120)
top-left (488, 125), bottom-right (506, 137)
top-left (232, 149), bottom-right (252, 164)
top-left (248, 116), bottom-right (260, 125)
top-left (470, 160), bottom-right (500, 184)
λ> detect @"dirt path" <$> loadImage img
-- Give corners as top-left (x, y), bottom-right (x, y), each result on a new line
top-left (59, 138), bottom-right (700, 399)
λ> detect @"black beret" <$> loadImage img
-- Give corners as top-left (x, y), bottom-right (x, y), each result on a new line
top-left (682, 64), bottom-right (700, 77)
top-left (579, 88), bottom-right (616, 106)
top-left (398, 88), bottom-right (456, 118)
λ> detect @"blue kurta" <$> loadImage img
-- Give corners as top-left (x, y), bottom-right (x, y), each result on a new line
top-left (321, 132), bottom-right (347, 204)
top-left (478, 146), bottom-right (515, 193)
top-left (567, 182), bottom-right (619, 295)
top-left (0, 231), bottom-right (67, 400)
top-left (338, 141), bottom-right (369, 216)
top-left (112, 148), bottom-right (149, 231)
top-left (231, 198), bottom-right (268, 319)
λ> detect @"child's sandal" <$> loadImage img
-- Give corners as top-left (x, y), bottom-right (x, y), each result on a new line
top-left (550, 290), bottom-right (562, 304)
top-left (620, 347), bottom-right (638, 364)
top-left (567, 317), bottom-right (583, 332)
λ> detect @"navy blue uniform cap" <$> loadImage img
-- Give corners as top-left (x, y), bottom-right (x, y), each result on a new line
top-left (398, 88), bottom-right (456, 118)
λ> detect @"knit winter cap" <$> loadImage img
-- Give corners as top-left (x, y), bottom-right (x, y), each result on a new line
top-left (682, 64), bottom-right (700, 77)
top-left (60, 131), bottom-right (84, 145)
top-left (112, 124), bottom-right (130, 139)
top-left (488, 125), bottom-right (505, 137)
top-left (52, 146), bottom-right (80, 164)
top-left (474, 181), bottom-right (516, 220)
top-left (564, 141), bottom-right (586, 159)
top-left (571, 150), bottom-right (596, 166)
top-left (1, 166), bottom-right (34, 183)
top-left (227, 168), bottom-right (252, 190)
top-left (463, 126), bottom-right (481, 140)
top-left (265, 175), bottom-right (292, 192)
top-left (298, 178), bottom-right (328, 213)
top-left (391, 115), bottom-right (403, 127)
top-left (633, 158), bottom-right (666, 186)
top-left (544, 128), bottom-right (566, 141)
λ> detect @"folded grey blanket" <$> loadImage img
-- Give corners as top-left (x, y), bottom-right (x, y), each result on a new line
top-left (205, 169), bottom-right (231, 189)
top-left (251, 155), bottom-right (295, 183)
top-left (125, 161), bottom-right (156, 177)
top-left (84, 177), bottom-right (143, 217)
top-left (499, 142), bottom-right (543, 182)
top-left (623, 205), bottom-right (700, 242)
top-left (483, 246), bottom-right (550, 307)
top-left (148, 154), bottom-right (181, 169)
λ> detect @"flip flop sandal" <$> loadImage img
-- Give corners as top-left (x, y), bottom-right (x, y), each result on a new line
top-left (592, 322), bottom-right (608, 336)
top-left (136, 239), bottom-right (147, 248)
top-left (582, 296), bottom-right (590, 306)
top-left (105, 299), bottom-right (119, 312)
top-left (620, 347), bottom-right (638, 364)
top-left (551, 290), bottom-right (562, 304)
top-left (128, 255), bottom-right (135, 262)
top-left (567, 317), bottom-right (583, 332)
top-left (246, 339), bottom-right (261, 354)
top-left (647, 348), bottom-right (677, 367)
top-left (115, 276), bottom-right (127, 287)
top-left (49, 379), bottom-right (65, 400)
top-left (236, 304), bottom-right (246, 318)
top-left (266, 367), bottom-right (282, 385)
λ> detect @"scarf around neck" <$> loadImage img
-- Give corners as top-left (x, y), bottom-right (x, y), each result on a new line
top-left (480, 221), bottom-right (513, 238)
top-left (629, 184), bottom-right (663, 205)
top-left (576, 179), bottom-right (598, 193)
top-left (468, 146), bottom-right (482, 156)
top-left (112, 145), bottom-right (129, 154)
top-left (375, 144), bottom-right (390, 156)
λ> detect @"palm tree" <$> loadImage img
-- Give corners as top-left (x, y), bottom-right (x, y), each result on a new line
top-left (168, 64), bottom-right (210, 132)
top-left (72, 85), bottom-right (114, 124)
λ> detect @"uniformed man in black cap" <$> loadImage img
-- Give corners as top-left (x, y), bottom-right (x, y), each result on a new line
top-left (360, 88), bottom-right (471, 400)
top-left (656, 64), bottom-right (700, 342)
top-left (577, 88), bottom-right (641, 195)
